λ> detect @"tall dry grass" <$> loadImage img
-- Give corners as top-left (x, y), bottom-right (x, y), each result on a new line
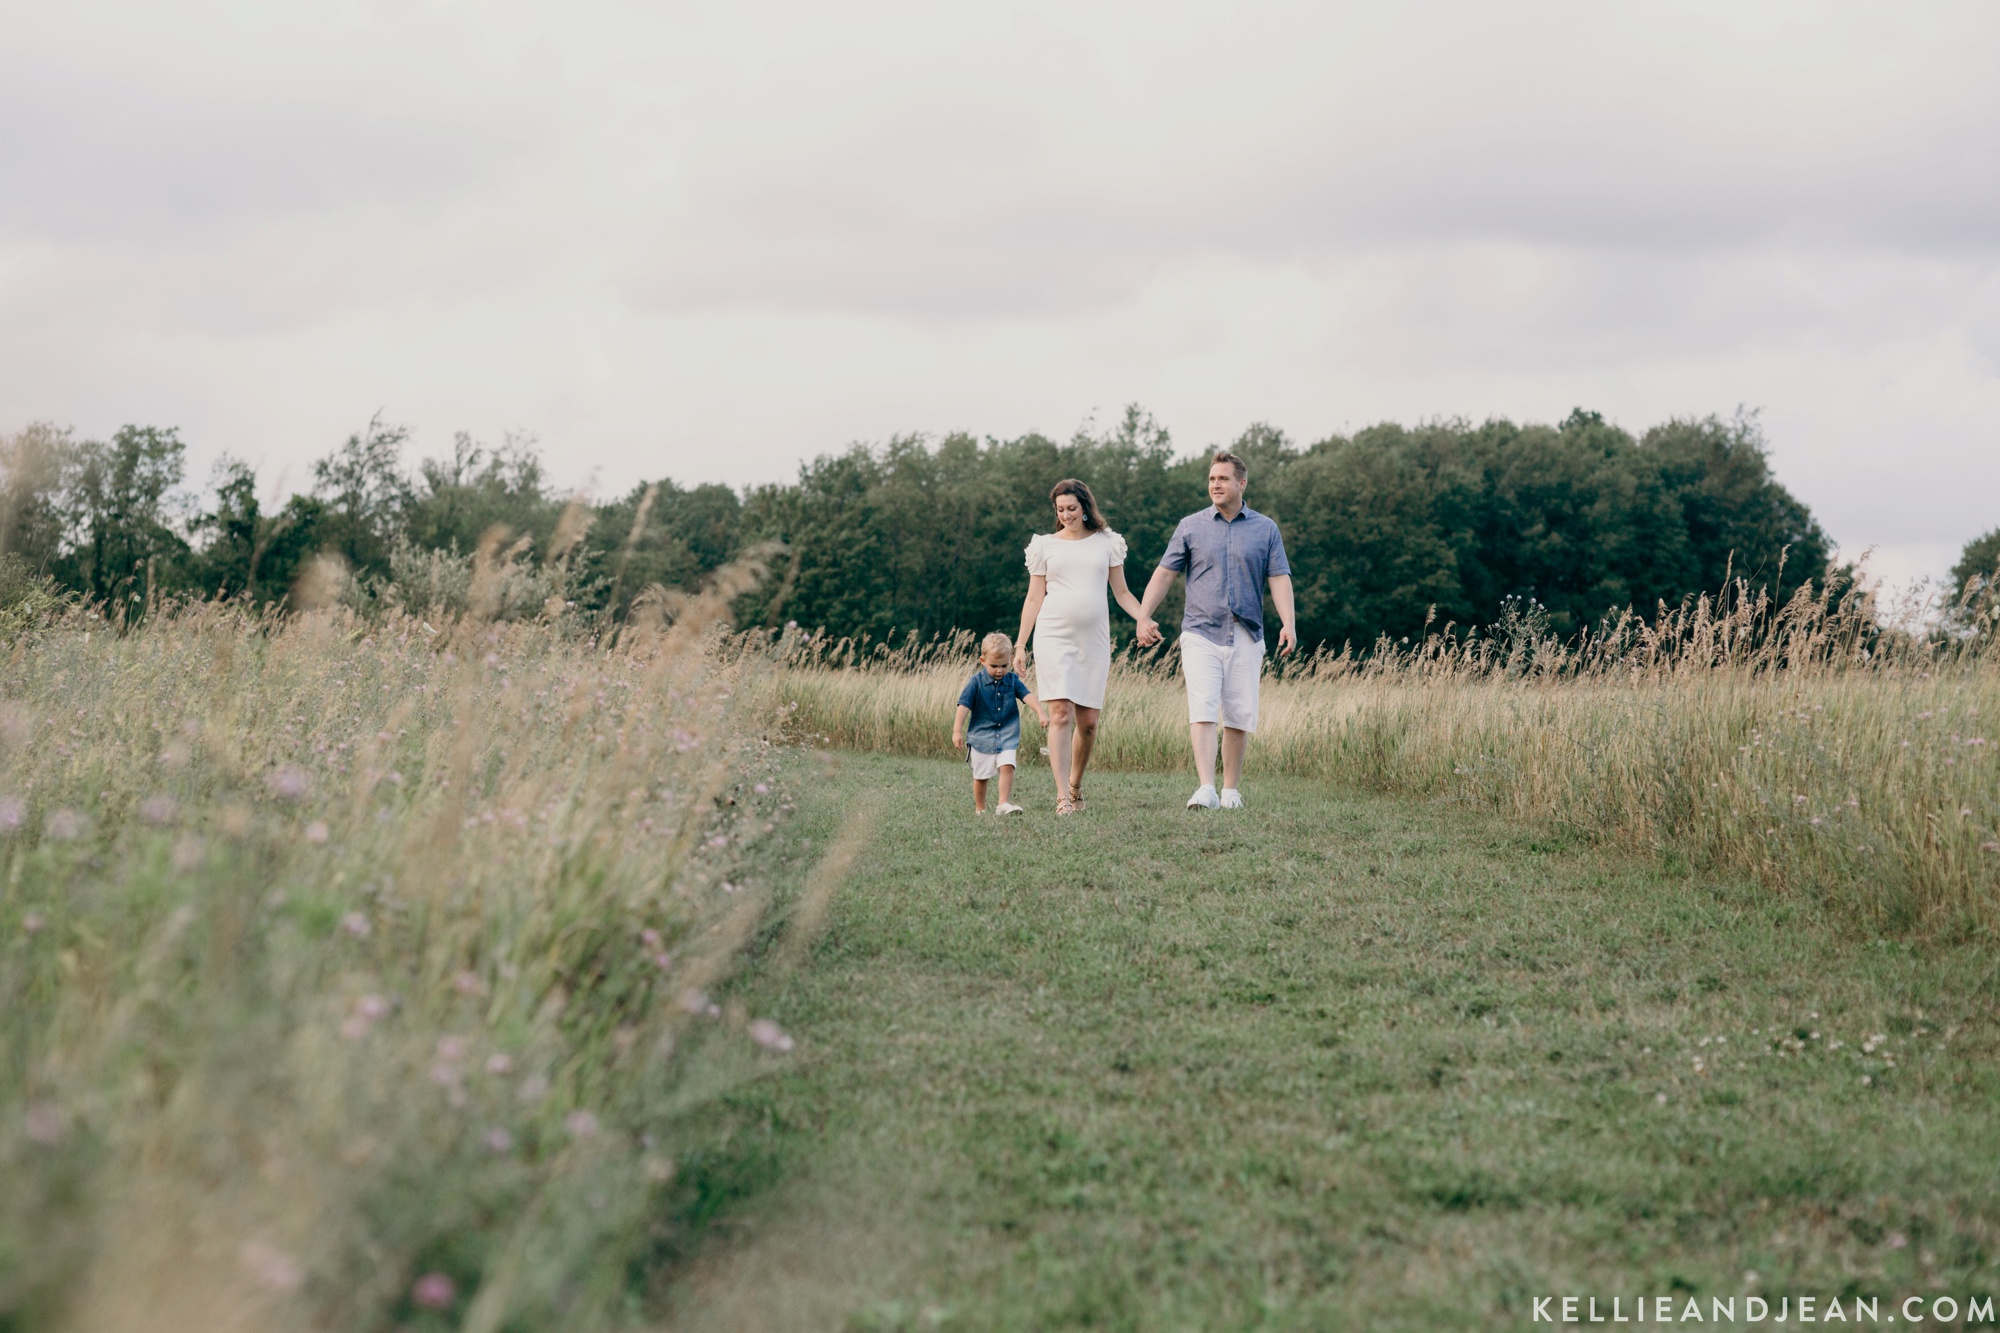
top-left (0, 553), bottom-right (803, 1331)
top-left (775, 580), bottom-right (2000, 932)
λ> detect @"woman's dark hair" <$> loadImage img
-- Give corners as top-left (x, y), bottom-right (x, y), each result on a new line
top-left (1049, 478), bottom-right (1106, 532)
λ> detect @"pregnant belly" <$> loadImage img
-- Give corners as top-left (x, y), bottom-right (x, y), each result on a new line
top-left (1040, 590), bottom-right (1109, 635)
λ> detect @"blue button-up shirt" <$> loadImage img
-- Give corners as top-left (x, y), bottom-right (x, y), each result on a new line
top-left (1158, 504), bottom-right (1291, 646)
top-left (957, 668), bottom-right (1032, 753)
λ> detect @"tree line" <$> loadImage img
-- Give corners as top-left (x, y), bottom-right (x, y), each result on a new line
top-left (5, 404), bottom-right (1978, 651)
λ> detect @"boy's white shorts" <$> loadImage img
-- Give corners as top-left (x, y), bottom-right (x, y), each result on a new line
top-left (1180, 622), bottom-right (1265, 732)
top-left (968, 747), bottom-right (1018, 780)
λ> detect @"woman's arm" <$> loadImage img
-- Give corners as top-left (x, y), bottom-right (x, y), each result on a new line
top-left (1017, 575), bottom-right (1047, 663)
top-left (1107, 565), bottom-right (1156, 635)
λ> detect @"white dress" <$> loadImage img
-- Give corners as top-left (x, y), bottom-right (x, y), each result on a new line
top-left (1025, 529), bottom-right (1128, 709)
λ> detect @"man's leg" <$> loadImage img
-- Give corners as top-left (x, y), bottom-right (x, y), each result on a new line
top-left (1218, 623), bottom-right (1264, 802)
top-left (1190, 721), bottom-right (1218, 788)
top-left (1182, 632), bottom-right (1224, 801)
top-left (1220, 726), bottom-right (1249, 790)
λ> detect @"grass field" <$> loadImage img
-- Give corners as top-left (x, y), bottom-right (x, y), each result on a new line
top-left (669, 752), bottom-right (2000, 1331)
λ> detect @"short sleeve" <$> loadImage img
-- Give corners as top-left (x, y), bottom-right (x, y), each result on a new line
top-left (957, 675), bottom-right (979, 709)
top-left (1158, 521), bottom-right (1190, 572)
top-left (1103, 530), bottom-right (1128, 568)
top-left (1024, 534), bottom-right (1048, 577)
top-left (1265, 521), bottom-right (1291, 578)
top-left (1011, 675), bottom-right (1032, 700)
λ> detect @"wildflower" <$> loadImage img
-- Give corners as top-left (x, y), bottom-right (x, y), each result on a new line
top-left (1654, 1092), bottom-right (1668, 1105)
top-left (748, 1019), bottom-right (795, 1052)
top-left (452, 970), bottom-right (484, 994)
top-left (341, 912), bottom-right (372, 938)
top-left (565, 1109), bottom-right (599, 1138)
top-left (357, 994), bottom-right (392, 1021)
top-left (1982, 842), bottom-right (2000, 853)
top-left (1809, 817), bottom-right (1822, 826)
top-left (267, 765), bottom-right (311, 800)
top-left (386, 770), bottom-right (405, 786)
top-left (436, 1037), bottom-right (466, 1062)
top-left (139, 795), bottom-right (178, 825)
top-left (339, 1015), bottom-right (371, 1040)
top-left (1793, 794), bottom-right (1808, 805)
top-left (1960, 808), bottom-right (1973, 818)
top-left (721, 881), bottom-right (739, 894)
top-left (239, 1242), bottom-right (304, 1291)
top-left (23, 1101), bottom-right (64, 1145)
top-left (46, 809), bottom-right (84, 841)
top-left (429, 1062), bottom-right (459, 1087)
top-left (485, 1127), bottom-right (513, 1153)
top-left (411, 1273), bottom-right (457, 1309)
top-left (754, 783), bottom-right (771, 795)
top-left (640, 928), bottom-right (662, 948)
top-left (654, 952), bottom-right (673, 971)
top-left (485, 1054), bottom-right (514, 1075)
top-left (304, 821), bottom-right (330, 844)
top-left (517, 1074), bottom-right (550, 1103)
top-left (0, 797), bottom-right (23, 831)
top-left (1887, 1232), bottom-right (1906, 1248)
top-left (705, 834), bottom-right (727, 850)
top-left (680, 989), bottom-right (711, 1014)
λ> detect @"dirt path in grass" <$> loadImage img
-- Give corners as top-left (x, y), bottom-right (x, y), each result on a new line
top-left (663, 754), bottom-right (2000, 1332)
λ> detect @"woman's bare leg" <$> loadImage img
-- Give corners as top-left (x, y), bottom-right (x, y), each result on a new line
top-left (1069, 705), bottom-right (1101, 798)
top-left (1045, 700), bottom-right (1075, 802)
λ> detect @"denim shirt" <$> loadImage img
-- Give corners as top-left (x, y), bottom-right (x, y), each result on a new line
top-left (1158, 504), bottom-right (1291, 646)
top-left (958, 669), bottom-right (1032, 753)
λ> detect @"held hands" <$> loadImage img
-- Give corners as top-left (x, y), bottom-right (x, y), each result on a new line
top-left (1135, 617), bottom-right (1162, 647)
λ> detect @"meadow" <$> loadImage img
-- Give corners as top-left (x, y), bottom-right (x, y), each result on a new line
top-left (776, 583), bottom-right (2000, 936)
top-left (2, 568), bottom-right (1997, 1331)
top-left (0, 557), bottom-right (812, 1332)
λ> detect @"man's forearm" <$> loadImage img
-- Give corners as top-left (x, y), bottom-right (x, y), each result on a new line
top-left (1268, 575), bottom-right (1296, 632)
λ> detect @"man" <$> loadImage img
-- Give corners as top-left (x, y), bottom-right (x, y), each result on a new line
top-left (1135, 450), bottom-right (1297, 809)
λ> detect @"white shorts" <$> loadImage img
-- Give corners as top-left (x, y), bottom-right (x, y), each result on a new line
top-left (968, 748), bottom-right (1018, 780)
top-left (1181, 622), bottom-right (1264, 732)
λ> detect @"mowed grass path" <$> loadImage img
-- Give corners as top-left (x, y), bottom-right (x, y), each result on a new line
top-left (668, 754), bottom-right (2000, 1331)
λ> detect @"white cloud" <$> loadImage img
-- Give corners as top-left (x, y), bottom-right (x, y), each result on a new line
top-left (2, 0), bottom-right (1995, 587)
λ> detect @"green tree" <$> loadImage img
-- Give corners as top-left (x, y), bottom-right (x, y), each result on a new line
top-left (54, 425), bottom-right (194, 610)
top-left (310, 415), bottom-right (414, 580)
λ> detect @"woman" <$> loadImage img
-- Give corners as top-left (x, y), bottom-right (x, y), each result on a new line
top-left (1017, 479), bottom-right (1156, 814)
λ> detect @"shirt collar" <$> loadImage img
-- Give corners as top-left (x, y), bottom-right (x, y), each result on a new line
top-left (1208, 503), bottom-right (1251, 523)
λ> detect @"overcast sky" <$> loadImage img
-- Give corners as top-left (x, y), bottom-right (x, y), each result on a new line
top-left (3, 0), bottom-right (1996, 590)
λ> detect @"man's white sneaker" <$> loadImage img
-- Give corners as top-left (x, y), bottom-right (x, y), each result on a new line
top-left (1187, 784), bottom-right (1220, 809)
top-left (996, 802), bottom-right (1025, 815)
top-left (1220, 788), bottom-right (1244, 809)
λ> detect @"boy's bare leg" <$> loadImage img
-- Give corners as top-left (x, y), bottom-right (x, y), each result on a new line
top-left (997, 765), bottom-right (1015, 805)
top-left (1190, 721), bottom-right (1219, 788)
top-left (972, 777), bottom-right (989, 812)
top-left (1046, 701), bottom-right (1075, 800)
top-left (1220, 726), bottom-right (1249, 790)
top-left (1069, 704), bottom-right (1101, 796)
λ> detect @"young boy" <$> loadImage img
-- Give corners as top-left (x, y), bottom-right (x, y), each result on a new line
top-left (952, 632), bottom-right (1047, 814)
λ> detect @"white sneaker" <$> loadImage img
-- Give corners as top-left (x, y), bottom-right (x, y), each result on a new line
top-left (1220, 788), bottom-right (1244, 809)
top-left (1187, 784), bottom-right (1220, 809)
top-left (996, 802), bottom-right (1024, 815)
